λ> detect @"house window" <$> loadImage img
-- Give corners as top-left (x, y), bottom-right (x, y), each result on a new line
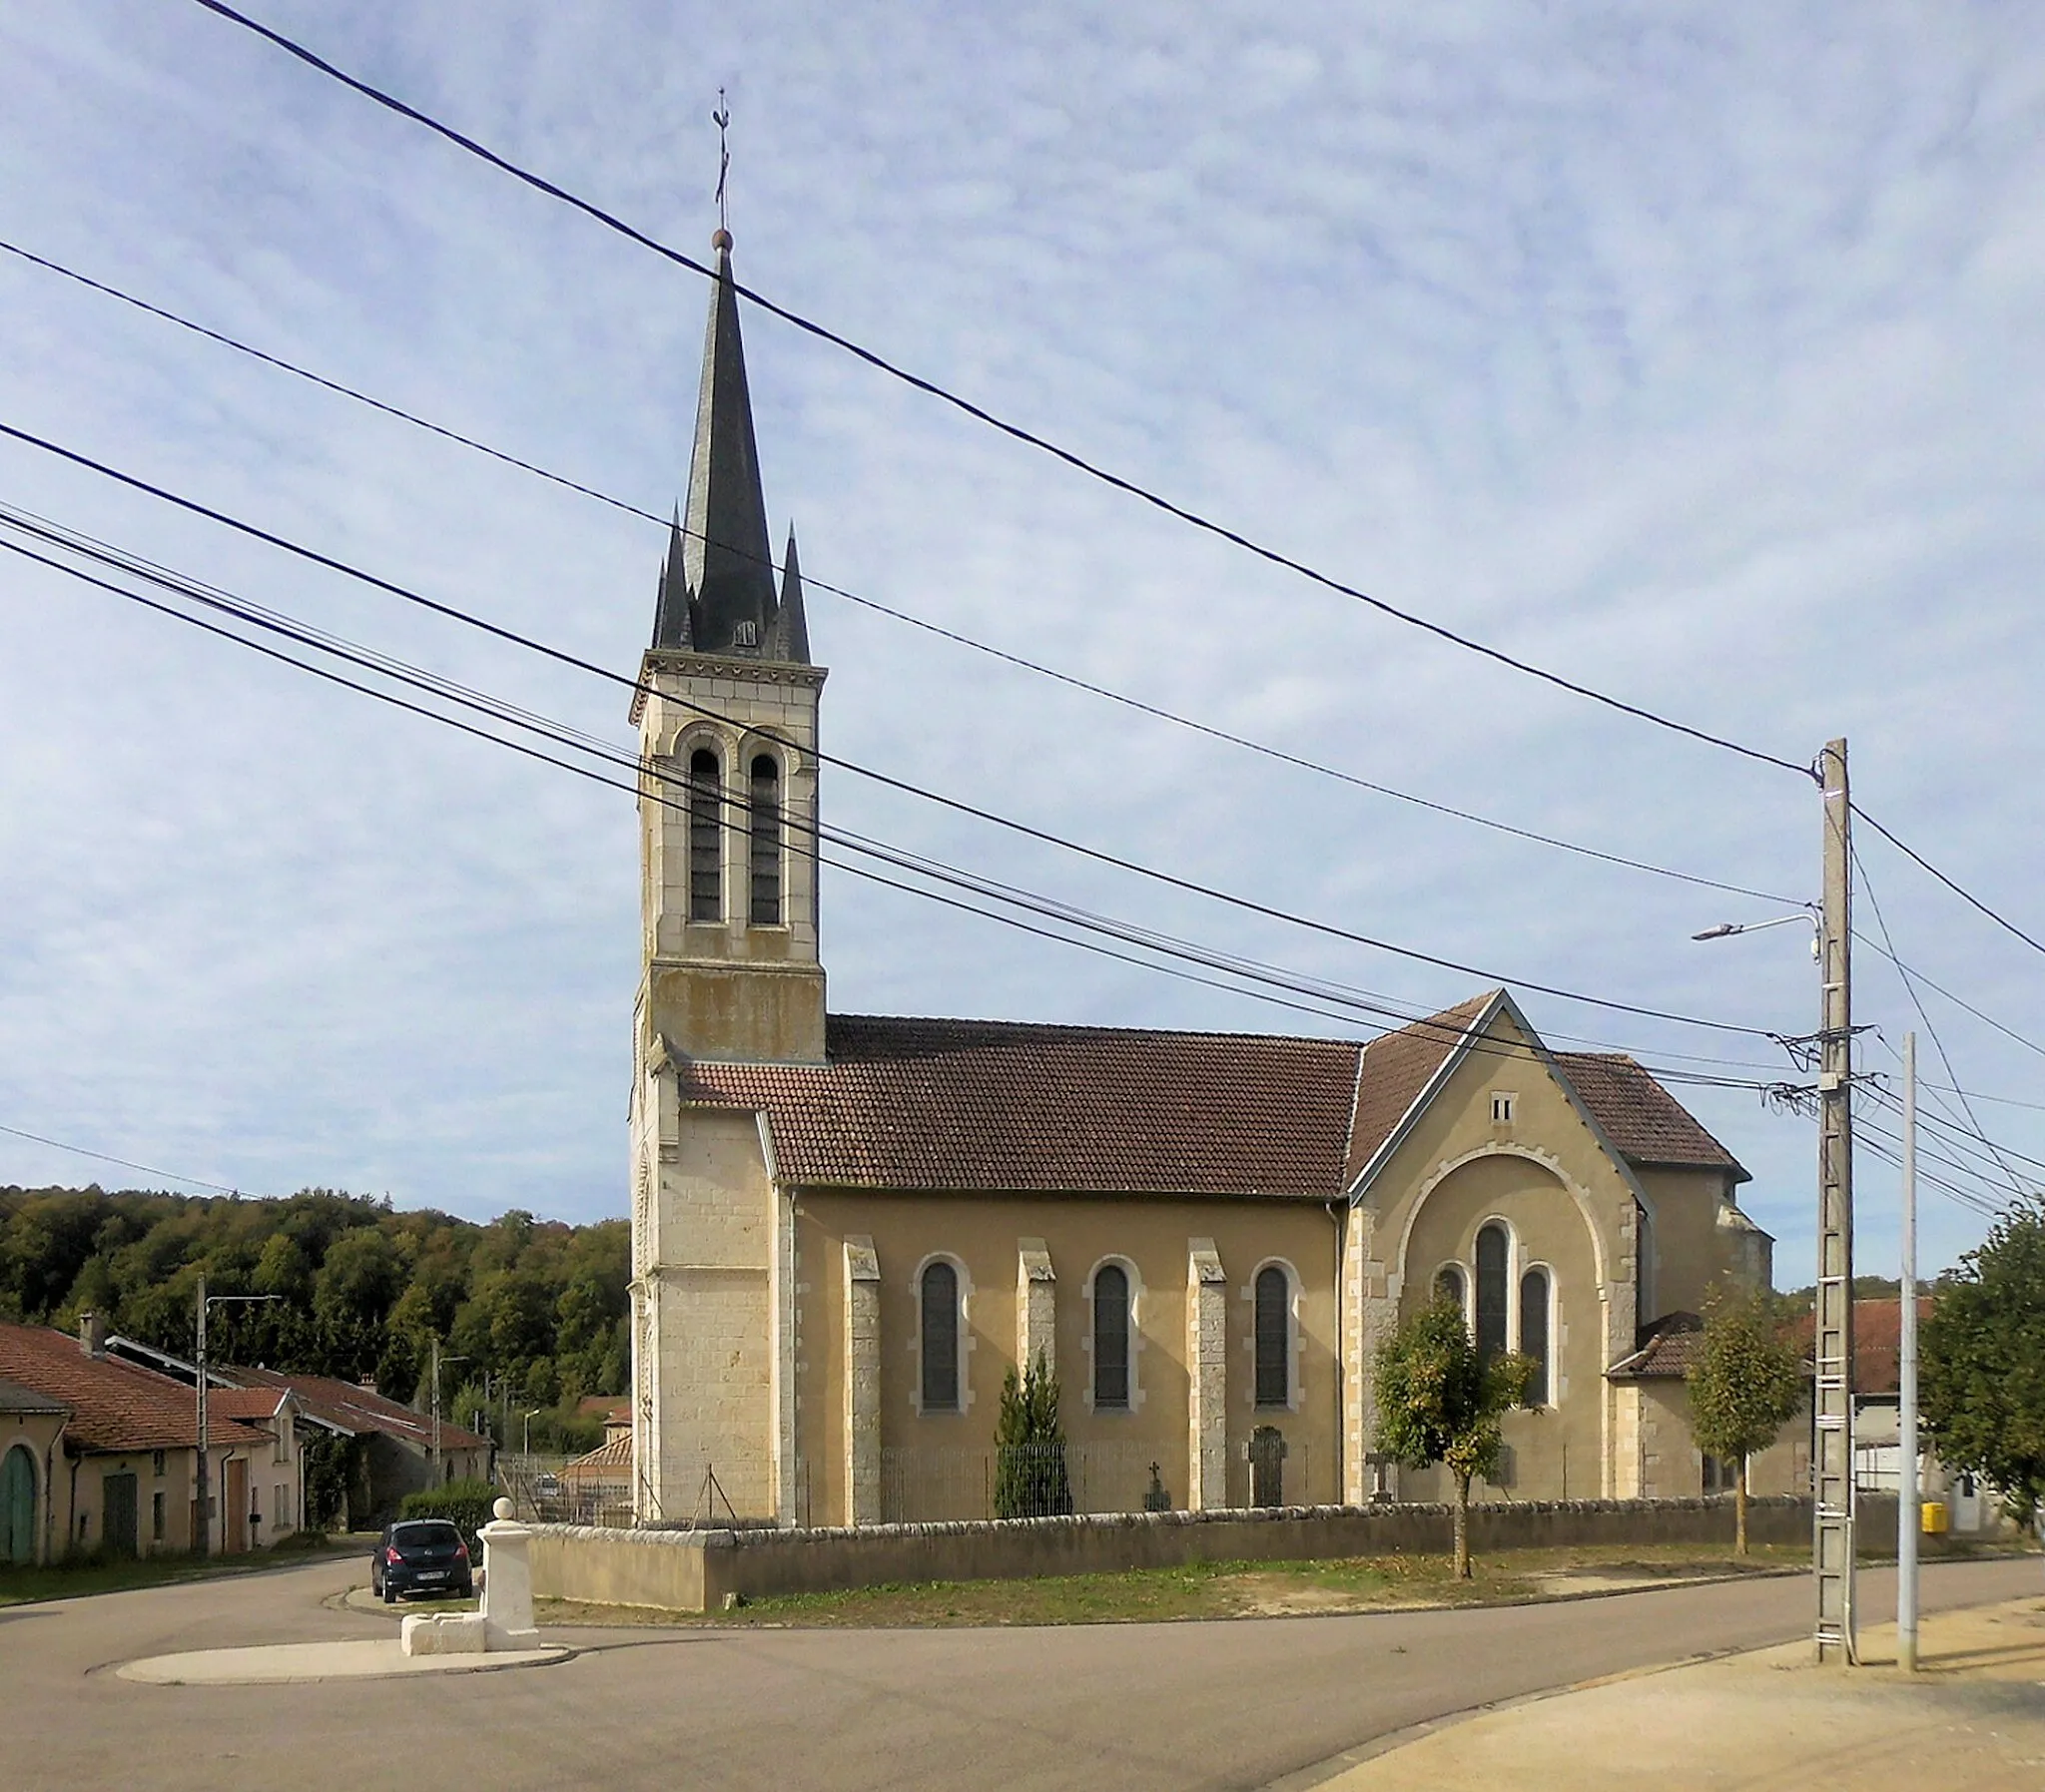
top-left (1435, 1264), bottom-right (1467, 1314)
top-left (151, 1450), bottom-right (165, 1478)
top-left (920, 1261), bottom-right (961, 1413)
top-left (1254, 1265), bottom-right (1290, 1408)
top-left (1490, 1092), bottom-right (1515, 1124)
top-left (152, 1492), bottom-right (165, 1542)
top-left (748, 755), bottom-right (782, 924)
top-left (1704, 1455), bottom-right (1737, 1493)
top-left (1092, 1265), bottom-right (1131, 1411)
top-left (1475, 1223), bottom-right (1510, 1365)
top-left (1520, 1267), bottom-right (1550, 1405)
top-left (688, 748), bottom-right (722, 920)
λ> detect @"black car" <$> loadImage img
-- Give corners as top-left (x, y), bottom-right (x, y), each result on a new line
top-left (371, 1518), bottom-right (473, 1602)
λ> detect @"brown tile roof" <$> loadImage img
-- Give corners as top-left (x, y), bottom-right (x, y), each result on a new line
top-left (0, 1375), bottom-right (69, 1417)
top-left (1553, 1052), bottom-right (1744, 1176)
top-left (1606, 1311), bottom-right (1707, 1379)
top-left (1343, 992), bottom-right (1496, 1182)
top-left (0, 1324), bottom-right (268, 1453)
top-left (1785, 1297), bottom-right (1931, 1395)
top-left (206, 1387), bottom-right (288, 1425)
top-left (670, 997), bottom-right (1744, 1199)
top-left (222, 1367), bottom-right (489, 1453)
top-left (678, 1014), bottom-right (1366, 1197)
top-left (563, 1433), bottom-right (632, 1482)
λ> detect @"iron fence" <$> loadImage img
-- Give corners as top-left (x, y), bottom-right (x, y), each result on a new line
top-left (497, 1453), bottom-right (632, 1527)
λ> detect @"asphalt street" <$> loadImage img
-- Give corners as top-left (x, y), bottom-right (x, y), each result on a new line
top-left (1, 1552), bottom-right (2033, 1791)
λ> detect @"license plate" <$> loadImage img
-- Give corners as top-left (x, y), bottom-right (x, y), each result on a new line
top-left (417, 1569), bottom-right (448, 1581)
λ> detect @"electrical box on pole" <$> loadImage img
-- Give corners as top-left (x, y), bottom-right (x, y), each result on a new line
top-left (1814, 737), bottom-right (1857, 1662)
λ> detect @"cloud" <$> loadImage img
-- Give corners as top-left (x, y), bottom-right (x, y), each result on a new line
top-left (0, 0), bottom-right (2040, 1282)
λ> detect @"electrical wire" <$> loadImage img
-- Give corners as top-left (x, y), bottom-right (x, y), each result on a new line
top-left (1852, 927), bottom-right (2045, 1063)
top-left (185, 0), bottom-right (1814, 783)
top-left (0, 442), bottom-right (1782, 1042)
top-left (1852, 802), bottom-right (2045, 963)
top-left (0, 1120), bottom-right (267, 1198)
top-left (1854, 847), bottom-right (2028, 1199)
top-left (0, 513), bottom-right (1799, 1098)
top-left (0, 236), bottom-right (1805, 910)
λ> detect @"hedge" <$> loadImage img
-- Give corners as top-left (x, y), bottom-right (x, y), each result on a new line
top-left (397, 1479), bottom-right (499, 1549)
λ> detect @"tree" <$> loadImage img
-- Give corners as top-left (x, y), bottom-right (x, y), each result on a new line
top-left (994, 1352), bottom-right (1073, 1519)
top-left (1373, 1299), bottom-right (1534, 1577)
top-left (1922, 1197), bottom-right (2045, 1525)
top-left (1685, 1289), bottom-right (1805, 1554)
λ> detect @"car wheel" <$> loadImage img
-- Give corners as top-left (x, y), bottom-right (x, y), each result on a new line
top-left (382, 1581), bottom-right (396, 1604)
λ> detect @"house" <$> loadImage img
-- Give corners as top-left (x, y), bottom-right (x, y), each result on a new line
top-left (1, 1376), bottom-right (69, 1565)
top-left (0, 1317), bottom-right (272, 1556)
top-left (624, 233), bottom-right (1782, 1528)
top-left (104, 1335), bottom-right (316, 1545)
top-left (220, 1368), bottom-right (490, 1528)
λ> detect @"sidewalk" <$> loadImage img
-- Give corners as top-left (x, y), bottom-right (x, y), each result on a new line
top-left (1313, 1595), bottom-right (2045, 1791)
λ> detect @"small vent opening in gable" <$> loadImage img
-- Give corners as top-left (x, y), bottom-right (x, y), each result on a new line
top-left (1490, 1092), bottom-right (1516, 1125)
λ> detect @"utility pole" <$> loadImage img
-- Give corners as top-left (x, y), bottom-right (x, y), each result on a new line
top-left (1814, 737), bottom-right (1857, 1663)
top-left (193, 1276), bottom-right (277, 1558)
top-left (430, 1336), bottom-right (441, 1479)
top-left (1897, 1030), bottom-right (1920, 1672)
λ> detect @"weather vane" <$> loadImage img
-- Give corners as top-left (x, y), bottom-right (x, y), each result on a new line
top-left (713, 89), bottom-right (732, 241)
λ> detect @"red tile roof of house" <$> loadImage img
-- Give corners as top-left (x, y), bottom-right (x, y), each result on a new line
top-left (673, 999), bottom-right (1745, 1197)
top-left (563, 1433), bottom-right (632, 1482)
top-left (0, 1323), bottom-right (268, 1453)
top-left (206, 1387), bottom-right (289, 1425)
top-left (1785, 1297), bottom-right (1932, 1395)
top-left (222, 1367), bottom-right (489, 1453)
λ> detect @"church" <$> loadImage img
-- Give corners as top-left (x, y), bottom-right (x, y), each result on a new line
top-left (627, 232), bottom-right (1784, 1529)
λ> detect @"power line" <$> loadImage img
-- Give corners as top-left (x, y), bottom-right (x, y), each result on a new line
top-left (184, 0), bottom-right (1815, 784)
top-left (0, 236), bottom-right (1803, 910)
top-left (1853, 801), bottom-right (2045, 963)
top-left (0, 1120), bottom-right (264, 1198)
top-left (1856, 1122), bottom-right (2002, 1220)
top-left (1854, 847), bottom-right (2028, 1199)
top-left (2, 513), bottom-right (1796, 1097)
top-left (0, 438), bottom-right (1782, 1043)
top-left (1852, 927), bottom-right (2045, 1063)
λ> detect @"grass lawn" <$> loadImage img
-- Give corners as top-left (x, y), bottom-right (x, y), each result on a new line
top-left (532, 1539), bottom-right (1823, 1630)
top-left (0, 1531), bottom-right (356, 1607)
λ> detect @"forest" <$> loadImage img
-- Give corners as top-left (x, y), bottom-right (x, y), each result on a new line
top-left (0, 1182), bottom-right (628, 1452)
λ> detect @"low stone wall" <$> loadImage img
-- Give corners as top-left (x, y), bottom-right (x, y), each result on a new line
top-left (529, 1494), bottom-right (1866, 1614)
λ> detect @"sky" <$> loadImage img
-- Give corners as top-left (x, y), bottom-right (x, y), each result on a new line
top-left (2, 2), bottom-right (2041, 1287)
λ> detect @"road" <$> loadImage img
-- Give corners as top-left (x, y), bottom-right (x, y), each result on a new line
top-left (1, 1553), bottom-right (2033, 1791)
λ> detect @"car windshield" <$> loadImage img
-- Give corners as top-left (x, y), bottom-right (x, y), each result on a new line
top-left (391, 1521), bottom-right (462, 1548)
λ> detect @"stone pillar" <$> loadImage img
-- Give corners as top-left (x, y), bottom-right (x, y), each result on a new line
top-left (843, 1236), bottom-right (882, 1526)
top-left (1186, 1239), bottom-right (1228, 1510)
top-left (480, 1495), bottom-right (538, 1649)
top-left (1017, 1239), bottom-right (1055, 1380)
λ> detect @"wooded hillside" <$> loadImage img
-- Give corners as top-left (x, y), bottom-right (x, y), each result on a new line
top-left (0, 1183), bottom-right (628, 1450)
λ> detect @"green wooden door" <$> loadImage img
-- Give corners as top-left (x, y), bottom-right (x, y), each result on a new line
top-left (1, 1446), bottom-right (35, 1564)
top-left (102, 1472), bottom-right (139, 1558)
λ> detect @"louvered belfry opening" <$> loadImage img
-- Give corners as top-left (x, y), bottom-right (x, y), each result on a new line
top-left (1254, 1265), bottom-right (1289, 1407)
top-left (748, 754), bottom-right (782, 924)
top-left (920, 1261), bottom-right (960, 1412)
top-left (1092, 1265), bottom-right (1130, 1409)
top-left (688, 748), bottom-right (722, 921)
top-left (1475, 1222), bottom-right (1509, 1364)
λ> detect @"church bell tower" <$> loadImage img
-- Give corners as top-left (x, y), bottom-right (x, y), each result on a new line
top-left (629, 230), bottom-right (822, 1524)
top-left (630, 228), bottom-right (826, 1072)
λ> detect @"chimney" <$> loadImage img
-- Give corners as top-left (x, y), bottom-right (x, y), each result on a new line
top-left (357, 1377), bottom-right (377, 1396)
top-left (79, 1311), bottom-right (107, 1358)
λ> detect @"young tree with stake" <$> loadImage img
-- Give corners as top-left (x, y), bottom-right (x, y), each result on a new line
top-left (1373, 1299), bottom-right (1534, 1578)
top-left (1686, 1289), bottom-right (1805, 1554)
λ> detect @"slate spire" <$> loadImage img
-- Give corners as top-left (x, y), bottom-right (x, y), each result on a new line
top-left (650, 230), bottom-right (807, 663)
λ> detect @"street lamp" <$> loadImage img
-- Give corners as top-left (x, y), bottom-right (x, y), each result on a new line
top-left (428, 1340), bottom-right (469, 1482)
top-left (522, 1408), bottom-right (544, 1458)
top-left (1692, 910), bottom-right (1819, 953)
top-left (195, 1275), bottom-right (280, 1559)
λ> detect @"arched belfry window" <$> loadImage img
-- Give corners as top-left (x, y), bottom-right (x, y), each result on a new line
top-left (1092, 1265), bottom-right (1130, 1410)
top-left (1475, 1223), bottom-right (1510, 1365)
top-left (1520, 1267), bottom-right (1551, 1406)
top-left (688, 748), bottom-right (722, 922)
top-left (1254, 1265), bottom-right (1290, 1408)
top-left (920, 1261), bottom-right (960, 1413)
top-left (748, 754), bottom-right (782, 925)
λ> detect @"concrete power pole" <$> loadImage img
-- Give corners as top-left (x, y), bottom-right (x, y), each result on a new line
top-left (1897, 1030), bottom-right (1920, 1672)
top-left (1814, 737), bottom-right (1857, 1663)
